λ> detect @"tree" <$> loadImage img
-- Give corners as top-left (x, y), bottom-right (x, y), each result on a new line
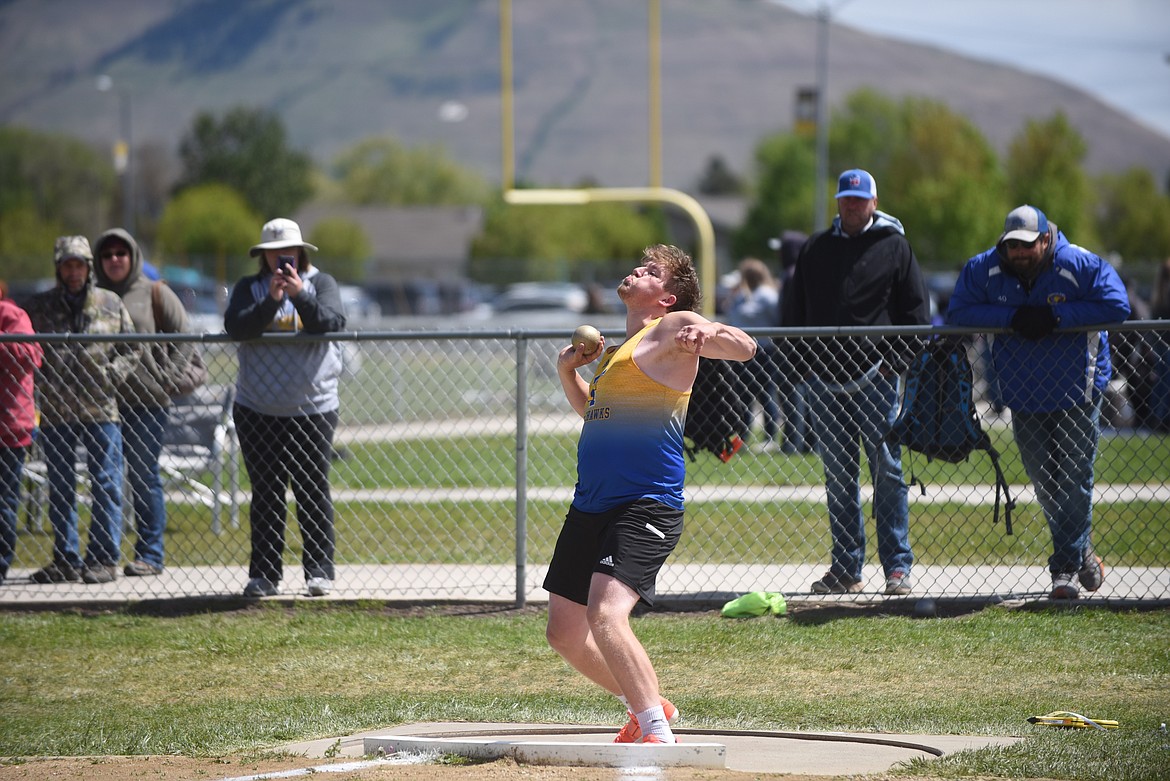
top-left (0, 206), bottom-right (65, 282)
top-left (879, 98), bottom-right (1006, 266)
top-left (1006, 112), bottom-right (1094, 246)
top-left (827, 88), bottom-right (904, 192)
top-left (733, 133), bottom-right (816, 260)
top-left (737, 90), bottom-right (1005, 268)
top-left (817, 91), bottom-right (1006, 266)
top-left (1095, 168), bottom-right (1170, 265)
top-left (308, 218), bottom-right (371, 283)
top-left (468, 198), bottom-right (660, 285)
top-left (332, 137), bottom-right (489, 205)
top-left (0, 126), bottom-right (115, 239)
top-left (156, 183), bottom-right (259, 282)
top-left (175, 107), bottom-right (313, 218)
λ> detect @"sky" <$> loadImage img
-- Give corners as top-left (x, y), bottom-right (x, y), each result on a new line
top-left (775, 0), bottom-right (1170, 139)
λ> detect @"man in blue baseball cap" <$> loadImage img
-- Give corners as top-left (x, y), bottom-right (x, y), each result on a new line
top-left (948, 205), bottom-right (1131, 599)
top-left (780, 169), bottom-right (931, 596)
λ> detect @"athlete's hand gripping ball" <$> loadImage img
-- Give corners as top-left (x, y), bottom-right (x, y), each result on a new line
top-left (571, 324), bottom-right (603, 359)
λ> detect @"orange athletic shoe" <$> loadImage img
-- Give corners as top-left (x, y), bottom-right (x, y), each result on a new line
top-left (641, 734), bottom-right (676, 744)
top-left (613, 697), bottom-right (679, 744)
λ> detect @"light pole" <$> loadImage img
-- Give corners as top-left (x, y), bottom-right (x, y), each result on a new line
top-left (499, 0), bottom-right (514, 190)
top-left (648, 0), bottom-right (661, 188)
top-left (96, 74), bottom-right (134, 234)
top-left (813, 2), bottom-right (829, 231)
top-left (810, 0), bottom-right (855, 231)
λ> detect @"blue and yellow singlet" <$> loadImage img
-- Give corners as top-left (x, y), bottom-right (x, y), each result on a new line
top-left (572, 318), bottom-right (691, 513)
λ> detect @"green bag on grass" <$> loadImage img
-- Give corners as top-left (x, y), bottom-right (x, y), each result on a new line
top-left (721, 591), bottom-right (787, 618)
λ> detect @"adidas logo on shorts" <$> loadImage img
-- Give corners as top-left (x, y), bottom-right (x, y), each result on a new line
top-left (599, 555), bottom-right (614, 567)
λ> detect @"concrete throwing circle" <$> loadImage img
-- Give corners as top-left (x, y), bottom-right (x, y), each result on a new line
top-left (358, 723), bottom-right (1022, 774)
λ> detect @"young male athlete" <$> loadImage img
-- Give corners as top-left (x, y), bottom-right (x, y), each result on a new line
top-left (544, 244), bottom-right (756, 744)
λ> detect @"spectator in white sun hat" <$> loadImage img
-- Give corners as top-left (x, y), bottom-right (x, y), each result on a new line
top-left (224, 218), bottom-right (347, 598)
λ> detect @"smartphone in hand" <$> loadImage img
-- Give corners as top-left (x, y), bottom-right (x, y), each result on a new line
top-left (277, 254), bottom-right (296, 275)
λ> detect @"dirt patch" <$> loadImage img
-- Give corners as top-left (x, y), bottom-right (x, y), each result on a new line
top-left (0, 755), bottom-right (827, 780)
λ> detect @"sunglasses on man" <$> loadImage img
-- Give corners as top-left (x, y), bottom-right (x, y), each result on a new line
top-left (1003, 238), bottom-right (1039, 251)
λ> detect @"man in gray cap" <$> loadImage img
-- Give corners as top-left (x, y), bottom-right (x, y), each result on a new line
top-left (23, 236), bottom-right (139, 584)
top-left (948, 205), bottom-right (1130, 599)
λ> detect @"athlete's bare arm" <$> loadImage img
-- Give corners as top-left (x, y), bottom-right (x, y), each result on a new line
top-left (557, 337), bottom-right (607, 417)
top-left (634, 311), bottom-right (756, 391)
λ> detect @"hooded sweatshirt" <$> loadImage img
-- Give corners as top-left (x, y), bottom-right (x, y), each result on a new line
top-left (93, 228), bottom-right (193, 409)
top-left (24, 246), bottom-right (139, 426)
top-left (223, 261), bottom-right (346, 417)
top-left (781, 210), bottom-right (931, 384)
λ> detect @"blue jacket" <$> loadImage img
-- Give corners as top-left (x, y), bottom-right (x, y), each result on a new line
top-left (947, 228), bottom-right (1130, 413)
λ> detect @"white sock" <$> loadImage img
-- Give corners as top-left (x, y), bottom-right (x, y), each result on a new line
top-left (617, 694), bottom-right (630, 710)
top-left (635, 705), bottom-right (675, 743)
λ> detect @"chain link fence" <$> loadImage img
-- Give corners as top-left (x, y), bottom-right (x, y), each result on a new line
top-left (3, 322), bottom-right (1168, 604)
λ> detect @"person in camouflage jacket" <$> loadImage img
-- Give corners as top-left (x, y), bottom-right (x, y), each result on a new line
top-left (23, 236), bottom-right (140, 585)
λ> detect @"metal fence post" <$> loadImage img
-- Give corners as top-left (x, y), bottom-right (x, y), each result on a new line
top-left (515, 334), bottom-right (529, 608)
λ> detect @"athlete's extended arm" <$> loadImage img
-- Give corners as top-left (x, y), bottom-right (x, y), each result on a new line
top-left (672, 316), bottom-right (757, 362)
top-left (636, 311), bottom-right (756, 391)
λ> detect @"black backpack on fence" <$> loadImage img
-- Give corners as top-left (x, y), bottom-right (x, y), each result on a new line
top-left (886, 336), bottom-right (1015, 533)
top-left (684, 357), bottom-right (748, 462)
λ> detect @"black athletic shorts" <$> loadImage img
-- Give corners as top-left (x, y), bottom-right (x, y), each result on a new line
top-left (542, 497), bottom-right (683, 607)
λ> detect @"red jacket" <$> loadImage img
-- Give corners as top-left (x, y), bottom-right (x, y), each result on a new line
top-left (0, 299), bottom-right (43, 448)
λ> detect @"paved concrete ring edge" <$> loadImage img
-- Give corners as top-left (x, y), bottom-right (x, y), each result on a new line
top-left (361, 724), bottom-right (958, 770)
top-left (365, 733), bottom-right (727, 769)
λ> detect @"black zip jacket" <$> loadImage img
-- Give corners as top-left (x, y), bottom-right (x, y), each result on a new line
top-left (779, 220), bottom-right (930, 384)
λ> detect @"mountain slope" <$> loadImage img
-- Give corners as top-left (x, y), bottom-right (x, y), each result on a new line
top-left (1, 0), bottom-right (1166, 193)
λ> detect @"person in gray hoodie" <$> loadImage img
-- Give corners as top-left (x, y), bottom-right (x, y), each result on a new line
top-left (224, 218), bottom-right (346, 598)
top-left (94, 228), bottom-right (195, 576)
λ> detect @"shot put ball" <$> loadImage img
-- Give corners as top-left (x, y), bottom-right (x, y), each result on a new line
top-left (572, 324), bottom-right (602, 352)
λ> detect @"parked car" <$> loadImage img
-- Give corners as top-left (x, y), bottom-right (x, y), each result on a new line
top-left (493, 282), bottom-right (589, 313)
top-left (161, 267), bottom-right (229, 333)
top-left (338, 284), bottom-right (382, 326)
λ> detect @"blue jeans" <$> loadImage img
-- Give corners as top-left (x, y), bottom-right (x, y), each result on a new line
top-left (0, 446), bottom-right (26, 579)
top-left (41, 422), bottom-right (124, 569)
top-left (122, 406), bottom-right (168, 569)
top-left (1011, 400), bottom-right (1101, 576)
top-left (807, 374), bottom-right (913, 581)
top-left (780, 382), bottom-right (813, 453)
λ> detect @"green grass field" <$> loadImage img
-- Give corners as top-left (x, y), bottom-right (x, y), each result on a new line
top-left (0, 604), bottom-right (1166, 781)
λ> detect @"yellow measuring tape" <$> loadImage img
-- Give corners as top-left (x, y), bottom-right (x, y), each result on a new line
top-left (1027, 711), bottom-right (1118, 730)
